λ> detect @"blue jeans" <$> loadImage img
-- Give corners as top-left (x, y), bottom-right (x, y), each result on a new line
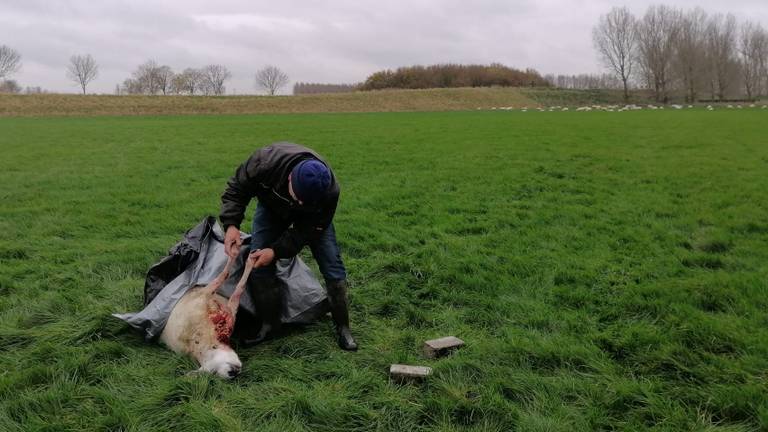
top-left (250, 203), bottom-right (347, 282)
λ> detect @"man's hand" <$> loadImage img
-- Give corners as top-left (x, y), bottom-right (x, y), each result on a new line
top-left (249, 248), bottom-right (275, 268)
top-left (224, 225), bottom-right (242, 258)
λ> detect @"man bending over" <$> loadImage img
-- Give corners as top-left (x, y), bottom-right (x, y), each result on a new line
top-left (220, 142), bottom-right (358, 351)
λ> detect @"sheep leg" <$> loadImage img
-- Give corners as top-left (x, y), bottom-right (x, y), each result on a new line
top-left (227, 253), bottom-right (256, 317)
top-left (202, 255), bottom-right (235, 296)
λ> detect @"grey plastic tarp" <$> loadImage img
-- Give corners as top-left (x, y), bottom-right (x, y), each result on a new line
top-left (113, 216), bottom-right (328, 340)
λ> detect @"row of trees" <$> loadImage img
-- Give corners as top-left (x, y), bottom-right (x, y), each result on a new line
top-left (0, 81), bottom-right (48, 94)
top-left (119, 63), bottom-right (292, 96)
top-left (293, 82), bottom-right (359, 94)
top-left (118, 61), bottom-right (232, 95)
top-left (0, 44), bottom-right (291, 95)
top-left (543, 73), bottom-right (624, 90)
top-left (360, 63), bottom-right (549, 90)
top-left (117, 62), bottom-right (292, 96)
top-left (593, 5), bottom-right (768, 102)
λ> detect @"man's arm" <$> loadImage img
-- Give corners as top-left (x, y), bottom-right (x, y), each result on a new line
top-left (220, 152), bottom-right (265, 256)
top-left (220, 160), bottom-right (259, 229)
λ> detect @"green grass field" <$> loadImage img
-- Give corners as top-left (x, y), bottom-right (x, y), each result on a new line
top-left (1, 109), bottom-right (767, 431)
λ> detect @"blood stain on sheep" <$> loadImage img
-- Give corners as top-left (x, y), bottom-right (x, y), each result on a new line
top-left (208, 302), bottom-right (234, 344)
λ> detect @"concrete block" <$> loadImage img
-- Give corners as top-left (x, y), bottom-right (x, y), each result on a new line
top-left (423, 336), bottom-right (465, 358)
top-left (389, 364), bottom-right (432, 383)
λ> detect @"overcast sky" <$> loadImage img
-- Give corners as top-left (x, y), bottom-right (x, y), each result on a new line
top-left (1, 0), bottom-right (767, 94)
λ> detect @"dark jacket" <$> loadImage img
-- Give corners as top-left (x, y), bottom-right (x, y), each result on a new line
top-left (219, 142), bottom-right (340, 259)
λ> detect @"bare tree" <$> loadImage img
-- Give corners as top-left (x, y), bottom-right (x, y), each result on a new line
top-left (131, 60), bottom-right (162, 95)
top-left (121, 78), bottom-right (143, 95)
top-left (592, 7), bottom-right (637, 102)
top-left (255, 65), bottom-right (290, 96)
top-left (156, 65), bottom-right (174, 95)
top-left (200, 64), bottom-right (231, 95)
top-left (706, 13), bottom-right (738, 100)
top-left (763, 35), bottom-right (768, 98)
top-left (0, 79), bottom-right (21, 93)
top-left (738, 21), bottom-right (767, 100)
top-left (636, 5), bottom-right (681, 103)
top-left (548, 73), bottom-right (622, 90)
top-left (172, 68), bottom-right (203, 95)
top-left (0, 45), bottom-right (22, 79)
top-left (24, 86), bottom-right (46, 94)
top-left (674, 8), bottom-right (708, 102)
top-left (66, 54), bottom-right (99, 94)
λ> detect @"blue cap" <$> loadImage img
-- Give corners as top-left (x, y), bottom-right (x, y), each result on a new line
top-left (291, 159), bottom-right (331, 204)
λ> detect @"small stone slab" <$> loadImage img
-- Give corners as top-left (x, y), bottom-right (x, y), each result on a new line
top-left (389, 364), bottom-right (432, 383)
top-left (423, 336), bottom-right (465, 358)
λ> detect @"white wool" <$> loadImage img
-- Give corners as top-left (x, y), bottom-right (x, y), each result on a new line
top-left (160, 287), bottom-right (243, 379)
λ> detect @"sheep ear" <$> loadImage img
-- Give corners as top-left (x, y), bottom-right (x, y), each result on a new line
top-left (186, 368), bottom-right (205, 377)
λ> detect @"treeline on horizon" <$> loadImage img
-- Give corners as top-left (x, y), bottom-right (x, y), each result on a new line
top-left (293, 82), bottom-right (360, 94)
top-left (118, 62), bottom-right (232, 96)
top-left (294, 64), bottom-right (549, 94)
top-left (592, 5), bottom-right (768, 102)
top-left (359, 63), bottom-right (549, 90)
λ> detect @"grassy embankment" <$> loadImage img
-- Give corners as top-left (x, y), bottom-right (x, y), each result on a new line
top-left (0, 87), bottom-right (541, 117)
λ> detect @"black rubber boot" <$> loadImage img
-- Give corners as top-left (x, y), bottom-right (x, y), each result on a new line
top-left (243, 274), bottom-right (281, 346)
top-left (326, 279), bottom-right (358, 351)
